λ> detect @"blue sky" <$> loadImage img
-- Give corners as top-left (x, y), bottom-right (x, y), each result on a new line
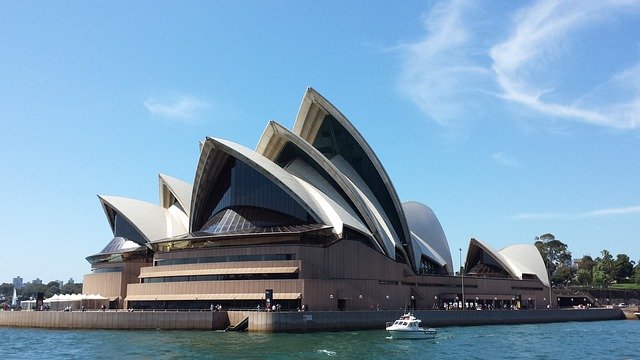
top-left (1, 0), bottom-right (639, 285)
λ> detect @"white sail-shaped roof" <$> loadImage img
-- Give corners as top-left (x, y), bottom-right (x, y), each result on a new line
top-left (410, 232), bottom-right (447, 266)
top-left (292, 87), bottom-right (414, 268)
top-left (500, 244), bottom-right (550, 287)
top-left (403, 202), bottom-right (453, 275)
top-left (159, 173), bottom-right (192, 230)
top-left (191, 137), bottom-right (342, 234)
top-left (159, 173), bottom-right (192, 216)
top-left (98, 195), bottom-right (188, 244)
top-left (466, 238), bottom-right (550, 287)
top-left (256, 121), bottom-right (388, 253)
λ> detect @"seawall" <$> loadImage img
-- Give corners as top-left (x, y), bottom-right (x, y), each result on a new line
top-left (0, 310), bottom-right (228, 330)
top-left (263, 308), bottom-right (625, 332)
top-left (0, 308), bottom-right (624, 332)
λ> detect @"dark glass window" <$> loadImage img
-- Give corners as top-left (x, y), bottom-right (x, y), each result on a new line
top-left (343, 227), bottom-right (378, 251)
top-left (419, 256), bottom-right (447, 275)
top-left (467, 250), bottom-right (510, 278)
top-left (201, 206), bottom-right (307, 234)
top-left (141, 272), bottom-right (299, 283)
top-left (156, 253), bottom-right (296, 266)
top-left (197, 158), bottom-right (312, 232)
top-left (312, 114), bottom-right (406, 244)
top-left (114, 213), bottom-right (146, 245)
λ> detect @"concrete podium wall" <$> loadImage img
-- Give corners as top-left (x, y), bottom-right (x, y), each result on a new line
top-left (0, 308), bottom-right (624, 332)
top-left (251, 308), bottom-right (625, 332)
top-left (0, 310), bottom-right (227, 330)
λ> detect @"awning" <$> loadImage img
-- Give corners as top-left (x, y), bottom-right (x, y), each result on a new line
top-left (125, 292), bottom-right (301, 301)
top-left (45, 293), bottom-right (108, 302)
top-left (139, 266), bottom-right (299, 279)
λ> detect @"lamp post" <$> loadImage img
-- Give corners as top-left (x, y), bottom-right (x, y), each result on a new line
top-left (548, 269), bottom-right (553, 309)
top-left (459, 248), bottom-right (465, 310)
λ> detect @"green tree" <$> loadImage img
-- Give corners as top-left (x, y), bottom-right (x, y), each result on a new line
top-left (593, 250), bottom-right (615, 288)
top-left (576, 268), bottom-right (592, 285)
top-left (613, 254), bottom-right (635, 283)
top-left (575, 255), bottom-right (595, 286)
top-left (534, 233), bottom-right (572, 284)
top-left (46, 281), bottom-right (61, 296)
top-left (19, 283), bottom-right (49, 301)
top-left (633, 261), bottom-right (640, 285)
top-left (550, 264), bottom-right (575, 286)
top-left (0, 283), bottom-right (14, 298)
top-left (60, 283), bottom-right (83, 294)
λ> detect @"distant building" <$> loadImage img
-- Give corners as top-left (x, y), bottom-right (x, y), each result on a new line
top-left (67, 278), bottom-right (75, 285)
top-left (55, 280), bottom-right (64, 288)
top-left (12, 276), bottom-right (23, 289)
top-left (32, 278), bottom-right (42, 285)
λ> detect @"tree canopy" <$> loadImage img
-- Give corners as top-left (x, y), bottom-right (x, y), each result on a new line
top-left (534, 233), bottom-right (638, 288)
top-left (534, 233), bottom-right (573, 285)
top-left (17, 282), bottom-right (83, 300)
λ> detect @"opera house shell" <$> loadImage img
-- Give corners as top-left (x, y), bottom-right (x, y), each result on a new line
top-left (83, 88), bottom-right (554, 311)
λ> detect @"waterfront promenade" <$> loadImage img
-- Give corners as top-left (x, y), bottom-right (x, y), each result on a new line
top-left (0, 308), bottom-right (625, 332)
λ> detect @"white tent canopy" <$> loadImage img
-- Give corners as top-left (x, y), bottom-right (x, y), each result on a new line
top-left (44, 293), bottom-right (109, 311)
top-left (46, 293), bottom-right (107, 302)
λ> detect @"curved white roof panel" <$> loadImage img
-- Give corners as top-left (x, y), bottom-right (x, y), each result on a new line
top-left (467, 238), bottom-right (518, 279)
top-left (467, 238), bottom-right (550, 287)
top-left (330, 155), bottom-right (401, 258)
top-left (190, 137), bottom-right (336, 233)
top-left (159, 173), bottom-right (192, 216)
top-left (256, 121), bottom-right (388, 253)
top-left (403, 201), bottom-right (453, 275)
top-left (293, 173), bottom-right (372, 238)
top-left (410, 232), bottom-right (447, 267)
top-left (292, 87), bottom-right (415, 268)
top-left (500, 244), bottom-right (550, 287)
top-left (98, 195), bottom-right (188, 244)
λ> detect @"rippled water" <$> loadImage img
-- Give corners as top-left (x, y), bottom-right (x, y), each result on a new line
top-left (1, 320), bottom-right (638, 359)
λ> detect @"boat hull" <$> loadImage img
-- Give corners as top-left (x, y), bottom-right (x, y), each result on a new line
top-left (387, 329), bottom-right (437, 339)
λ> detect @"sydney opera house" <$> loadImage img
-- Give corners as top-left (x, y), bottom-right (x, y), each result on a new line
top-left (83, 88), bottom-right (553, 311)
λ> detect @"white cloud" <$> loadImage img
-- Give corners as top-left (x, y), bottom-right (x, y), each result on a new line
top-left (513, 205), bottom-right (640, 220)
top-left (492, 152), bottom-right (522, 168)
top-left (144, 95), bottom-right (209, 121)
top-left (490, 0), bottom-right (640, 129)
top-left (399, 0), bottom-right (640, 130)
top-left (397, 0), bottom-right (494, 127)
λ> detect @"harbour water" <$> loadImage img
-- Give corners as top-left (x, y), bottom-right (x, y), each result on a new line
top-left (1, 320), bottom-right (637, 359)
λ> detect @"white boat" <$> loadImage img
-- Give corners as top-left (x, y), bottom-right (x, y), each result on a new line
top-left (385, 313), bottom-right (437, 339)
